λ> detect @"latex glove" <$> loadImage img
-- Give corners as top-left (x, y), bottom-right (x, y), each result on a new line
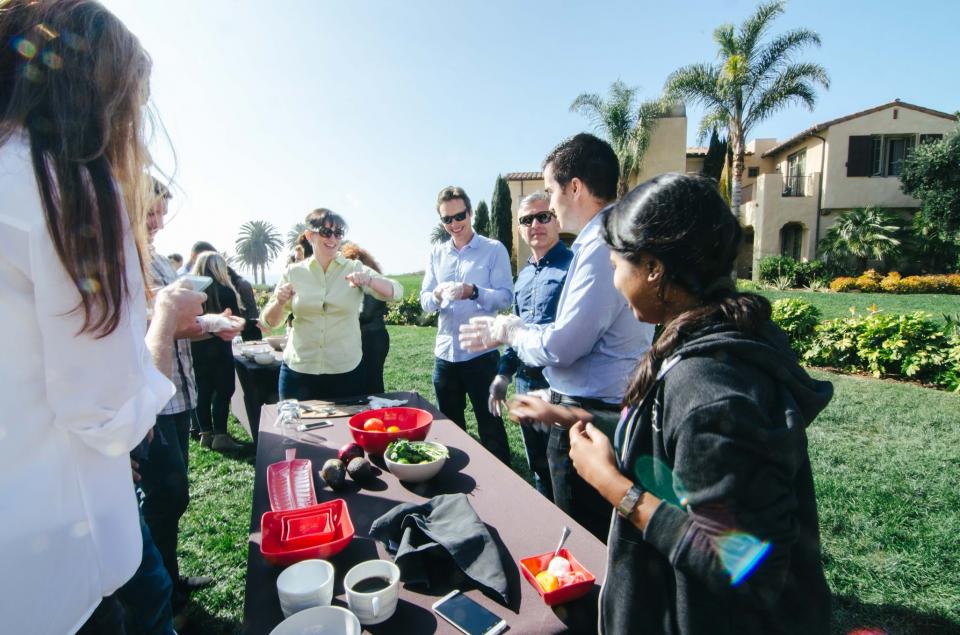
top-left (490, 314), bottom-right (523, 347)
top-left (275, 282), bottom-right (296, 304)
top-left (345, 271), bottom-right (372, 288)
top-left (488, 374), bottom-right (510, 416)
top-left (459, 316), bottom-right (499, 352)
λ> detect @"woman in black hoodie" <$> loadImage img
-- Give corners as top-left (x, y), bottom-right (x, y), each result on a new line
top-left (510, 173), bottom-right (832, 634)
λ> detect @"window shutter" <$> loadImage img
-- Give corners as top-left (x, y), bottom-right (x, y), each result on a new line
top-left (847, 136), bottom-right (873, 177)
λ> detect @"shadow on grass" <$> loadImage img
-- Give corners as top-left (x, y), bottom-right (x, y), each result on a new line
top-left (178, 602), bottom-right (240, 635)
top-left (833, 594), bottom-right (960, 635)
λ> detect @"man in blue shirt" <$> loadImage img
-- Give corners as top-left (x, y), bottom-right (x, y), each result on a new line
top-left (487, 191), bottom-right (572, 501)
top-left (420, 186), bottom-right (513, 464)
top-left (461, 134), bottom-right (654, 540)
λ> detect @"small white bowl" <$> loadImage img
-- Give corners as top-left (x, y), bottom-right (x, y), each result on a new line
top-left (241, 343), bottom-right (273, 359)
top-left (276, 559), bottom-right (335, 617)
top-left (269, 605), bottom-right (361, 635)
top-left (384, 441), bottom-right (447, 482)
top-left (265, 335), bottom-right (288, 351)
top-left (254, 352), bottom-right (276, 365)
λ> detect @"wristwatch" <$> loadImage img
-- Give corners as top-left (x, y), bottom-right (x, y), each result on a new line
top-left (468, 284), bottom-right (479, 300)
top-left (616, 484), bottom-right (644, 518)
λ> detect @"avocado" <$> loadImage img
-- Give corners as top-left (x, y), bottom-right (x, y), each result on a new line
top-left (346, 457), bottom-right (373, 482)
top-left (319, 458), bottom-right (346, 490)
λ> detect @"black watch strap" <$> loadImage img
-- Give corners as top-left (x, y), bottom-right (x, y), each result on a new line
top-left (469, 284), bottom-right (479, 300)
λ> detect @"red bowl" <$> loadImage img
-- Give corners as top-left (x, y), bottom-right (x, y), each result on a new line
top-left (519, 548), bottom-right (596, 606)
top-left (347, 407), bottom-right (433, 455)
top-left (260, 499), bottom-right (354, 566)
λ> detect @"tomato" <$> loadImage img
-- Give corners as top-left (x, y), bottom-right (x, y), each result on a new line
top-left (363, 418), bottom-right (385, 432)
top-left (387, 425), bottom-right (400, 433)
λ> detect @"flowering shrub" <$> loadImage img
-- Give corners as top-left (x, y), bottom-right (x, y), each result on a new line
top-left (828, 272), bottom-right (960, 294)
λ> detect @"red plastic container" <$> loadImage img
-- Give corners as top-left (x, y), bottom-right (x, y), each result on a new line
top-left (266, 454), bottom-right (317, 511)
top-left (347, 407), bottom-right (433, 455)
top-left (519, 548), bottom-right (596, 606)
top-left (260, 499), bottom-right (354, 566)
top-left (281, 508), bottom-right (334, 550)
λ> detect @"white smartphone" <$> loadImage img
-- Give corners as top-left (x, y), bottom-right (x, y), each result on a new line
top-left (182, 274), bottom-right (212, 292)
top-left (432, 590), bottom-right (508, 635)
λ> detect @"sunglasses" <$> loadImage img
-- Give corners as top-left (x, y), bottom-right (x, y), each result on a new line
top-left (309, 226), bottom-right (345, 239)
top-left (518, 211), bottom-right (555, 227)
top-left (440, 210), bottom-right (469, 225)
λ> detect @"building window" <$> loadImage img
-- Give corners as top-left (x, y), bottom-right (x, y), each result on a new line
top-left (870, 137), bottom-right (883, 176)
top-left (747, 166), bottom-right (759, 178)
top-left (920, 133), bottom-right (943, 145)
top-left (784, 150), bottom-right (807, 196)
top-left (780, 223), bottom-right (803, 261)
top-left (866, 134), bottom-right (920, 177)
top-left (886, 136), bottom-right (915, 177)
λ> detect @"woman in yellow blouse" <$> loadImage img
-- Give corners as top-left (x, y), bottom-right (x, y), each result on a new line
top-left (260, 209), bottom-right (403, 400)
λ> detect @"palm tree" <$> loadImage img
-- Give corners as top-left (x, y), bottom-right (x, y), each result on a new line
top-left (429, 224), bottom-right (450, 244)
top-left (286, 222), bottom-right (308, 248)
top-left (570, 80), bottom-right (667, 199)
top-left (819, 206), bottom-right (904, 272)
top-left (665, 0), bottom-right (829, 220)
top-left (235, 220), bottom-right (283, 284)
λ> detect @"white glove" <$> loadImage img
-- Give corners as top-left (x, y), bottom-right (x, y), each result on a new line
top-left (459, 314), bottom-right (524, 352)
top-left (197, 313), bottom-right (241, 333)
top-left (345, 271), bottom-right (372, 288)
top-left (488, 374), bottom-right (510, 417)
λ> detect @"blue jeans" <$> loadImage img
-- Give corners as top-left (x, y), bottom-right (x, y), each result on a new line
top-left (279, 361), bottom-right (367, 401)
top-left (116, 506), bottom-right (176, 635)
top-left (433, 352), bottom-right (510, 465)
top-left (515, 373), bottom-right (553, 501)
top-left (139, 412), bottom-right (191, 595)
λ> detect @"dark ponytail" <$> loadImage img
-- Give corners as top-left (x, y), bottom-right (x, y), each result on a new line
top-left (602, 173), bottom-right (771, 406)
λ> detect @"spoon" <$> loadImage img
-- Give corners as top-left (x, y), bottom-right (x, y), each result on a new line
top-left (553, 526), bottom-right (571, 558)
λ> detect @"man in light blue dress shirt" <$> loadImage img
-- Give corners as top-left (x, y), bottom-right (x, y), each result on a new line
top-left (461, 134), bottom-right (654, 540)
top-left (420, 186), bottom-right (513, 464)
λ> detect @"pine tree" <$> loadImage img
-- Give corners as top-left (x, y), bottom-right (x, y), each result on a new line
top-left (489, 175), bottom-right (513, 258)
top-left (474, 200), bottom-right (490, 237)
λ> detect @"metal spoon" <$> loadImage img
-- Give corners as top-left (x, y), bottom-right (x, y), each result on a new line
top-left (553, 526), bottom-right (572, 558)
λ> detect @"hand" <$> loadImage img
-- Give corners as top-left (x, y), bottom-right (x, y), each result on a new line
top-left (345, 271), bottom-right (372, 288)
top-left (155, 279), bottom-right (206, 339)
top-left (569, 421), bottom-right (618, 489)
top-left (487, 375), bottom-right (510, 417)
top-left (459, 316), bottom-right (499, 352)
top-left (275, 282), bottom-right (296, 304)
top-left (212, 308), bottom-right (245, 341)
top-left (433, 282), bottom-right (449, 302)
top-left (507, 394), bottom-right (566, 427)
top-left (455, 282), bottom-right (475, 300)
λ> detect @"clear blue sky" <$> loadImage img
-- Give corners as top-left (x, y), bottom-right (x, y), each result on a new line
top-left (104, 0), bottom-right (959, 281)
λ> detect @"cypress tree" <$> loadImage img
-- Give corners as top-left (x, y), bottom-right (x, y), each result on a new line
top-left (490, 175), bottom-right (513, 258)
top-left (474, 200), bottom-right (490, 237)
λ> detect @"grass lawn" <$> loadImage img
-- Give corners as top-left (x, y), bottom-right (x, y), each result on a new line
top-left (178, 325), bottom-right (960, 634)
top-left (757, 289), bottom-right (959, 324)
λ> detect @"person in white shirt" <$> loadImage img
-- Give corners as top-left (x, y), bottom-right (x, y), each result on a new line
top-left (0, 1), bottom-right (205, 632)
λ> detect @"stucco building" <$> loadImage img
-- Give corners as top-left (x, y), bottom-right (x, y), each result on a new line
top-left (505, 99), bottom-right (957, 278)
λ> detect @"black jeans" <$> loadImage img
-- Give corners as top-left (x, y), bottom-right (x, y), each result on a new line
top-left (77, 594), bottom-right (125, 635)
top-left (548, 391), bottom-right (620, 542)
top-left (433, 351), bottom-right (510, 465)
top-left (279, 360), bottom-right (367, 401)
top-left (361, 327), bottom-right (390, 395)
top-left (191, 338), bottom-right (235, 435)
top-left (139, 411), bottom-right (191, 595)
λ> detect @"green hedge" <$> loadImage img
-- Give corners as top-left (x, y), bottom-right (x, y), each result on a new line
top-left (771, 298), bottom-right (960, 391)
top-left (385, 293), bottom-right (437, 327)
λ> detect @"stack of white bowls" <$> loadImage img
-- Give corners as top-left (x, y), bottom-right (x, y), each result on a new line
top-left (276, 559), bottom-right (335, 618)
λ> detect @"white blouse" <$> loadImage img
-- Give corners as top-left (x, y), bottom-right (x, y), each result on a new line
top-left (0, 134), bottom-right (174, 634)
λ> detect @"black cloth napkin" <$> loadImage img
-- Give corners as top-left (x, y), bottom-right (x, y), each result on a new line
top-left (369, 493), bottom-right (509, 605)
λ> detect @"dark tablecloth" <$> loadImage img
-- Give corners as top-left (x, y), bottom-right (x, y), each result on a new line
top-left (242, 392), bottom-right (608, 634)
top-left (233, 350), bottom-right (282, 442)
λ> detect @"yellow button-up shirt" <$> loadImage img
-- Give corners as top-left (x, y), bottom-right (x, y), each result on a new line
top-left (262, 255), bottom-right (403, 375)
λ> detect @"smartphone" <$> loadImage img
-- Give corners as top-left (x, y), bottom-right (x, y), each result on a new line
top-left (432, 590), bottom-right (508, 635)
top-left (296, 420), bottom-right (332, 432)
top-left (183, 274), bottom-right (212, 292)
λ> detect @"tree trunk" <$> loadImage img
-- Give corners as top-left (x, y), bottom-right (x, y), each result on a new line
top-left (731, 138), bottom-right (745, 223)
top-left (618, 175), bottom-right (628, 200)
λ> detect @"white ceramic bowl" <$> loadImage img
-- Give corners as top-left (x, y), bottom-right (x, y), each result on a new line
top-left (254, 352), bottom-right (276, 365)
top-left (241, 343), bottom-right (273, 359)
top-left (383, 441), bottom-right (447, 483)
top-left (268, 605), bottom-right (361, 635)
top-left (276, 559), bottom-right (335, 617)
top-left (265, 335), bottom-right (288, 351)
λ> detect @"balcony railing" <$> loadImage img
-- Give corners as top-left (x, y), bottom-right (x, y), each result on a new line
top-left (782, 174), bottom-right (811, 197)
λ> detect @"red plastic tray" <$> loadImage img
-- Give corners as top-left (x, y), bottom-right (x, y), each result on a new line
top-left (281, 508), bottom-right (334, 549)
top-left (260, 499), bottom-right (354, 566)
top-left (347, 407), bottom-right (433, 454)
top-left (519, 548), bottom-right (596, 606)
top-left (266, 456), bottom-right (317, 511)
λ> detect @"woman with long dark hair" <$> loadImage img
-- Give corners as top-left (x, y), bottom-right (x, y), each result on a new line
top-left (341, 241), bottom-right (391, 394)
top-left (190, 252), bottom-right (246, 451)
top-left (510, 173), bottom-right (832, 634)
top-left (0, 1), bottom-right (205, 632)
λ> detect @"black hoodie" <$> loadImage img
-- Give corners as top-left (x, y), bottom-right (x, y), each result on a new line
top-left (599, 322), bottom-right (832, 635)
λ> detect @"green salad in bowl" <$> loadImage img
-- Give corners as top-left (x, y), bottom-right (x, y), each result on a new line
top-left (384, 440), bottom-right (449, 482)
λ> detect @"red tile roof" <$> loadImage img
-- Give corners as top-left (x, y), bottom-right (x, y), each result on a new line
top-left (503, 172), bottom-right (543, 181)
